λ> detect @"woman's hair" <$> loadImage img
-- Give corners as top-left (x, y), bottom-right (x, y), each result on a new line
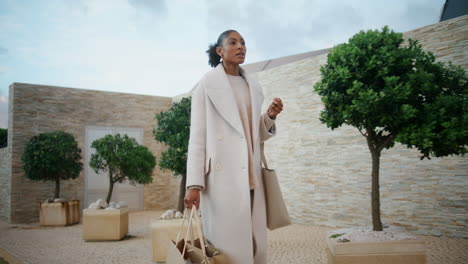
top-left (206, 29), bottom-right (238, 68)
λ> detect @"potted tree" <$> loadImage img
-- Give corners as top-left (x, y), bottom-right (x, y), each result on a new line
top-left (83, 133), bottom-right (156, 241)
top-left (22, 130), bottom-right (83, 226)
top-left (153, 97), bottom-right (191, 214)
top-left (314, 26), bottom-right (466, 263)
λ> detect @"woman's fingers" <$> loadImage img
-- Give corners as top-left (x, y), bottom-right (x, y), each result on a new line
top-left (270, 98), bottom-right (283, 115)
top-left (184, 189), bottom-right (201, 209)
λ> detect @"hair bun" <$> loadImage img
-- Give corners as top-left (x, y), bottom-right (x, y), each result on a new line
top-left (206, 42), bottom-right (221, 68)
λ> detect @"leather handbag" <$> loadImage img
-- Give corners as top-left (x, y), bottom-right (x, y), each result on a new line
top-left (261, 143), bottom-right (291, 230)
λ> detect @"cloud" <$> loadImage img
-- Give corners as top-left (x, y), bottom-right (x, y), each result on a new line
top-left (0, 0), bottom-right (211, 97)
top-left (0, 96), bottom-right (6, 103)
top-left (128, 0), bottom-right (167, 13)
top-left (57, 0), bottom-right (89, 14)
top-left (0, 0), bottom-right (445, 102)
top-left (202, 0), bottom-right (444, 62)
top-left (128, 0), bottom-right (167, 16)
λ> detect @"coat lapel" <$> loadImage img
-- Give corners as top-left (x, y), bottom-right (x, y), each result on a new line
top-left (206, 64), bottom-right (263, 146)
top-left (206, 64), bottom-right (244, 136)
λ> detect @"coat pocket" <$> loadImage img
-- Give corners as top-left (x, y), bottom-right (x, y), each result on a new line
top-left (204, 158), bottom-right (211, 176)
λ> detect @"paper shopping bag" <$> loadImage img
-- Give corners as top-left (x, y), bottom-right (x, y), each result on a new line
top-left (192, 238), bottom-right (230, 264)
top-left (166, 238), bottom-right (188, 264)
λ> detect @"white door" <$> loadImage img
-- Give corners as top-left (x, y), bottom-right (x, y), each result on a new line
top-left (84, 126), bottom-right (145, 211)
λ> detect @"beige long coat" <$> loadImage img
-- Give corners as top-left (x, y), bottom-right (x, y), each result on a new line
top-left (186, 63), bottom-right (276, 264)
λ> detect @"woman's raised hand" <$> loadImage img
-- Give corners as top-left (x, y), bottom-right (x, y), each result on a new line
top-left (184, 188), bottom-right (201, 209)
top-left (267, 98), bottom-right (283, 119)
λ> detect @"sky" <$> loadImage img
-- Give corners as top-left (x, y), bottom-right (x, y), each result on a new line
top-left (0, 0), bottom-right (446, 128)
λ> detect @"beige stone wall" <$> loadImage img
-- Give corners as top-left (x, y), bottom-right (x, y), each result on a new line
top-left (8, 83), bottom-right (180, 223)
top-left (253, 15), bottom-right (468, 237)
top-left (0, 147), bottom-right (11, 222)
top-left (403, 15), bottom-right (468, 70)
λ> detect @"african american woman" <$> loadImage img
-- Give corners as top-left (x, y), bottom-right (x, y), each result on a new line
top-left (184, 29), bottom-right (283, 264)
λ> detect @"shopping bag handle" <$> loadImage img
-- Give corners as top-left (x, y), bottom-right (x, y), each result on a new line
top-left (181, 207), bottom-right (196, 256)
top-left (191, 205), bottom-right (210, 262)
top-left (175, 209), bottom-right (188, 242)
top-left (192, 207), bottom-right (208, 253)
top-left (175, 208), bottom-right (194, 244)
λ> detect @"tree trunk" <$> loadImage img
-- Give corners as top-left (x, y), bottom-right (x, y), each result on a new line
top-left (177, 174), bottom-right (187, 213)
top-left (106, 170), bottom-right (115, 204)
top-left (54, 177), bottom-right (60, 200)
top-left (368, 144), bottom-right (383, 231)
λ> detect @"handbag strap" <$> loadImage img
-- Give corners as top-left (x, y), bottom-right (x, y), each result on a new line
top-left (260, 143), bottom-right (270, 170)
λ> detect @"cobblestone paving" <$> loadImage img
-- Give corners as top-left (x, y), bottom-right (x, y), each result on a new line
top-left (0, 211), bottom-right (467, 264)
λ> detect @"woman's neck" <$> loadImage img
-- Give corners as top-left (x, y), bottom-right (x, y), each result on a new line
top-left (222, 62), bottom-right (241, 76)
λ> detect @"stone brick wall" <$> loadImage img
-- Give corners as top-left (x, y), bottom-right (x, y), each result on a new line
top-left (403, 15), bottom-right (468, 70)
top-left (253, 15), bottom-right (468, 237)
top-left (0, 147), bottom-right (11, 222)
top-left (8, 83), bottom-right (180, 223)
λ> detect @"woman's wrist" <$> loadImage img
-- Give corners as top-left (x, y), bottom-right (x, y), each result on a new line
top-left (267, 111), bottom-right (276, 120)
top-left (187, 185), bottom-right (203, 190)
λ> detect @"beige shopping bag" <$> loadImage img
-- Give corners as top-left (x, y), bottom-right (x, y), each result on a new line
top-left (166, 238), bottom-right (188, 264)
top-left (192, 238), bottom-right (229, 263)
top-left (166, 208), bottom-right (199, 264)
top-left (189, 210), bottom-right (230, 264)
top-left (186, 206), bottom-right (230, 264)
top-left (261, 143), bottom-right (291, 230)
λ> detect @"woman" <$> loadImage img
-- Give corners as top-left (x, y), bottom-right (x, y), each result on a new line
top-left (184, 29), bottom-right (283, 264)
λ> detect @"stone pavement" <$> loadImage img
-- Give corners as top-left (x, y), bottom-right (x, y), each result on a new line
top-left (0, 210), bottom-right (467, 264)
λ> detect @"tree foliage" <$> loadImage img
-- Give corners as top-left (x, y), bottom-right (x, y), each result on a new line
top-left (90, 134), bottom-right (156, 204)
top-left (153, 97), bottom-right (191, 212)
top-left (153, 97), bottom-right (191, 176)
top-left (22, 131), bottom-right (83, 199)
top-left (314, 26), bottom-right (467, 230)
top-left (0, 128), bottom-right (7, 148)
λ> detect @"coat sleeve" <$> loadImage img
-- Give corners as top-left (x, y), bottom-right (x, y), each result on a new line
top-left (259, 112), bottom-right (276, 143)
top-left (186, 81), bottom-right (207, 190)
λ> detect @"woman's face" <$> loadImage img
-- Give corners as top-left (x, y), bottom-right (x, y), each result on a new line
top-left (216, 31), bottom-right (246, 65)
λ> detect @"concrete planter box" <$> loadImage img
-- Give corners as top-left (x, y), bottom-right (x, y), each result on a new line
top-left (151, 218), bottom-right (200, 263)
top-left (82, 208), bottom-right (129, 241)
top-left (326, 236), bottom-right (426, 264)
top-left (39, 200), bottom-right (81, 226)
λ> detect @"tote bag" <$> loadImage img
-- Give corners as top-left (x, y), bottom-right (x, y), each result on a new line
top-left (261, 143), bottom-right (291, 230)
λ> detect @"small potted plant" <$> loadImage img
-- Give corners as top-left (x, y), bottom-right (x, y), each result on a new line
top-left (83, 134), bottom-right (155, 241)
top-left (22, 130), bottom-right (83, 226)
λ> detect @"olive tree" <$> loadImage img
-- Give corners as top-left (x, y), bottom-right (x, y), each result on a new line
top-left (22, 131), bottom-right (83, 200)
top-left (153, 97), bottom-right (191, 213)
top-left (89, 134), bottom-right (156, 204)
top-left (314, 26), bottom-right (467, 231)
